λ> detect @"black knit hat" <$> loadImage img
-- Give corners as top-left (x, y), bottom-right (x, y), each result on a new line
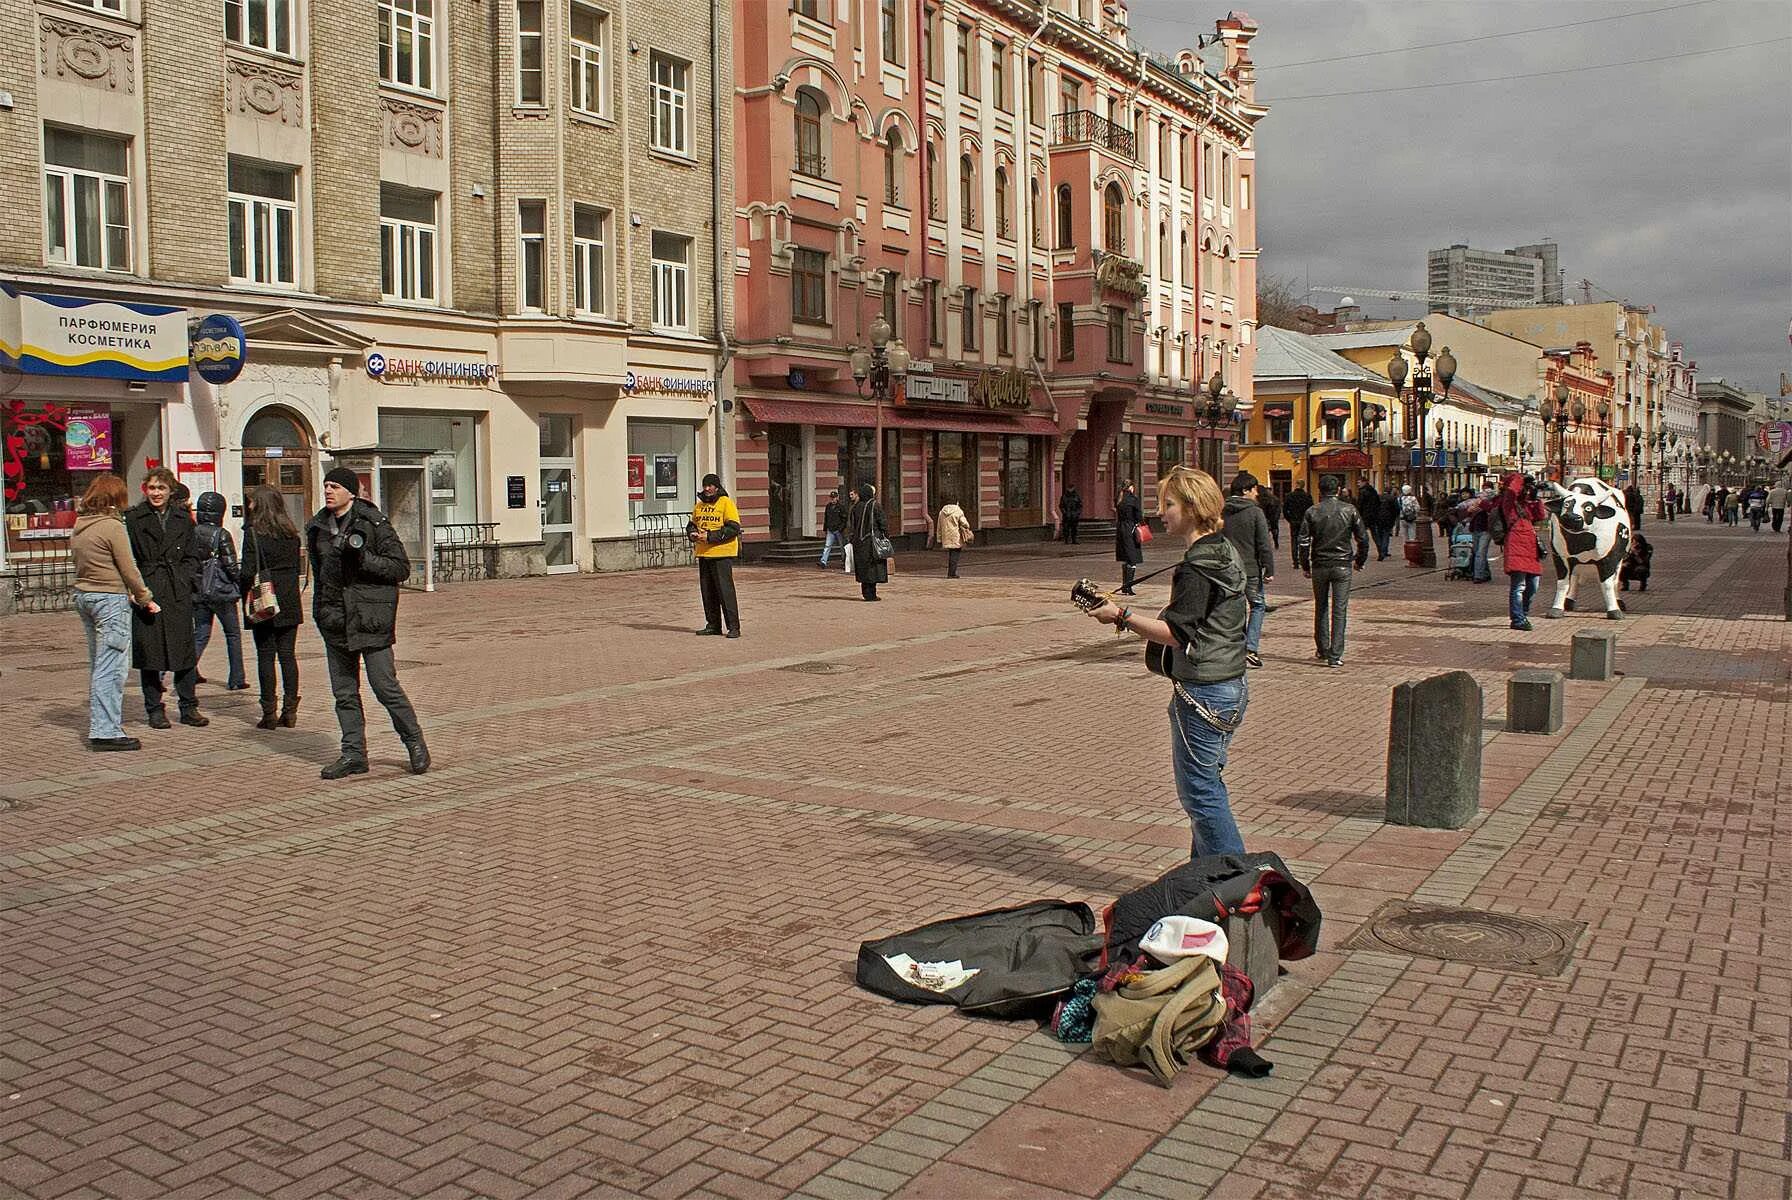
top-left (323, 466), bottom-right (360, 493)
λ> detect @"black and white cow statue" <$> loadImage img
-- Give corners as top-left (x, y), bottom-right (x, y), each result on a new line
top-left (1542, 477), bottom-right (1631, 620)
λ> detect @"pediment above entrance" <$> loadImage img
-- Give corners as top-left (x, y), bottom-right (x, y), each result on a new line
top-left (236, 310), bottom-right (376, 360)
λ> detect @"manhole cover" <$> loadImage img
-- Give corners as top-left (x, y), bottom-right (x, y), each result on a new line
top-left (1344, 900), bottom-right (1585, 976)
top-left (779, 661), bottom-right (854, 675)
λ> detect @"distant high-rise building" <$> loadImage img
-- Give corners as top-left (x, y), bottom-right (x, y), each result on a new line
top-left (1425, 241), bottom-right (1563, 316)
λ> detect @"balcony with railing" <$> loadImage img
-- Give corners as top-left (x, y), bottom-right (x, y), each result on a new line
top-left (1050, 110), bottom-right (1135, 159)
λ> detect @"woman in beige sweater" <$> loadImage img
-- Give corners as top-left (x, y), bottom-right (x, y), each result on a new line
top-left (70, 473), bottom-right (158, 751)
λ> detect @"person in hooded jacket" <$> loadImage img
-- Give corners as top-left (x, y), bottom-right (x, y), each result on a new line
top-left (190, 490), bottom-right (248, 691)
top-left (849, 482), bottom-right (890, 600)
top-left (935, 501), bottom-right (973, 578)
top-left (1087, 466), bottom-right (1249, 860)
top-left (1115, 481), bottom-right (1144, 594)
top-left (125, 467), bottom-right (208, 729)
top-left (1493, 472), bottom-right (1547, 630)
top-left (306, 467), bottom-right (428, 779)
top-left (1221, 472), bottom-right (1274, 669)
top-left (1282, 484), bottom-right (1313, 567)
top-left (239, 485), bottom-right (305, 729)
top-left (1397, 484), bottom-right (1420, 542)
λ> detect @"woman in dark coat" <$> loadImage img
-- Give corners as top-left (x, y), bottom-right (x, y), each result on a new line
top-left (1115, 481), bottom-right (1144, 594)
top-left (849, 482), bottom-right (889, 601)
top-left (124, 467), bottom-right (207, 728)
top-left (239, 485), bottom-right (306, 729)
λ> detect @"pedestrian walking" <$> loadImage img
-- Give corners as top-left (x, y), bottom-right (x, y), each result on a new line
top-left (190, 491), bottom-right (248, 691)
top-left (1084, 466), bottom-right (1248, 860)
top-left (819, 488), bottom-right (848, 568)
top-left (306, 467), bottom-right (429, 779)
top-left (849, 482), bottom-right (890, 601)
top-left (1469, 484), bottom-right (1497, 583)
top-left (1724, 488), bottom-right (1741, 526)
top-left (1624, 482), bottom-right (1646, 532)
top-left (1396, 484), bottom-right (1419, 543)
top-left (1059, 484), bottom-right (1083, 544)
top-left (125, 467), bottom-right (208, 729)
top-left (687, 473), bottom-right (743, 637)
top-left (1258, 486), bottom-right (1281, 551)
top-left (1620, 532), bottom-right (1653, 592)
top-left (1115, 481), bottom-right (1144, 594)
top-left (239, 485), bottom-right (304, 730)
top-left (1664, 483), bottom-right (1678, 523)
top-left (1493, 472), bottom-right (1546, 630)
top-left (1295, 475), bottom-right (1369, 668)
top-left (1744, 484), bottom-right (1767, 532)
top-left (1283, 484), bottom-right (1314, 567)
top-left (70, 473), bottom-right (156, 751)
top-left (935, 501), bottom-right (973, 578)
top-left (1703, 487), bottom-right (1718, 522)
top-left (1769, 480), bottom-right (1787, 533)
top-left (1377, 489), bottom-right (1401, 559)
top-left (1222, 471), bottom-right (1274, 670)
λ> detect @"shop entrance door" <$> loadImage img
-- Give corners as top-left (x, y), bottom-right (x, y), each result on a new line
top-left (930, 432), bottom-right (977, 519)
top-left (241, 407), bottom-right (314, 530)
top-left (767, 425), bottom-right (801, 540)
top-left (539, 414), bottom-right (577, 573)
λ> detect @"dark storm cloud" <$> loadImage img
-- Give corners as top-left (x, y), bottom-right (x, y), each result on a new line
top-left (1130, 0), bottom-right (1792, 392)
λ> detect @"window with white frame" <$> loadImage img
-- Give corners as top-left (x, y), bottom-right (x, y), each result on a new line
top-left (649, 52), bottom-right (690, 155)
top-left (226, 0), bottom-right (295, 56)
top-left (43, 128), bottom-right (131, 273)
top-left (572, 204), bottom-right (608, 314)
top-left (880, 0), bottom-right (901, 65)
top-left (516, 0), bottom-right (545, 106)
top-left (227, 157), bottom-right (298, 287)
top-left (378, 0), bottom-right (435, 92)
top-left (570, 3), bottom-right (607, 117)
top-left (517, 200), bottom-right (546, 311)
top-left (379, 183), bottom-right (438, 303)
top-left (72, 0), bottom-right (123, 11)
top-left (651, 230), bottom-right (691, 330)
top-left (791, 247), bottom-right (827, 324)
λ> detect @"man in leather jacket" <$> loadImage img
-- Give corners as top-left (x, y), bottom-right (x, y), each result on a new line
top-left (305, 467), bottom-right (429, 779)
top-left (1295, 474), bottom-right (1369, 668)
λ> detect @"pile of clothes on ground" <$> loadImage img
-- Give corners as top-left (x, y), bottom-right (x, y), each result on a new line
top-left (856, 853), bottom-right (1320, 1088)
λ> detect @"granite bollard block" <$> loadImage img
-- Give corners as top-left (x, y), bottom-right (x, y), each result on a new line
top-left (1386, 670), bottom-right (1482, 829)
top-left (1570, 629), bottom-right (1618, 681)
top-left (1506, 669), bottom-right (1564, 734)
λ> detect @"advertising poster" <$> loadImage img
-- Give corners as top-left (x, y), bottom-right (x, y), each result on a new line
top-left (627, 454), bottom-right (646, 502)
top-left (429, 454), bottom-right (457, 501)
top-left (62, 406), bottom-right (113, 471)
top-left (653, 454), bottom-right (680, 499)
top-left (175, 451), bottom-right (217, 498)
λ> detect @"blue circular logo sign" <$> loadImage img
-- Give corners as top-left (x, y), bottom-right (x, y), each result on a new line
top-left (189, 314), bottom-right (247, 385)
top-left (366, 351), bottom-right (387, 378)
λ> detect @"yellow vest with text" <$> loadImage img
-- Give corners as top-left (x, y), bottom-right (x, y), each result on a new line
top-left (691, 494), bottom-right (741, 558)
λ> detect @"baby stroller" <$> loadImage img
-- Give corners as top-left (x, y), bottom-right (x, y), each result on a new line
top-left (1446, 528), bottom-right (1475, 580)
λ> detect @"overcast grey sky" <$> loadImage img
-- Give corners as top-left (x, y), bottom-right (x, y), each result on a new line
top-left (1130, 0), bottom-right (1792, 394)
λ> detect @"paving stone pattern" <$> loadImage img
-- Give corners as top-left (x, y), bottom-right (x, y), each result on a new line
top-left (1, 526), bottom-right (1786, 1200)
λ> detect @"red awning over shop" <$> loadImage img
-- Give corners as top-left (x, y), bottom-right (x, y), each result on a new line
top-left (881, 408), bottom-right (1061, 437)
top-left (1259, 402), bottom-right (1295, 419)
top-left (739, 397), bottom-right (878, 427)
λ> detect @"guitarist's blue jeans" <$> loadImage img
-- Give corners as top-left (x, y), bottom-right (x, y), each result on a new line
top-left (1169, 677), bottom-right (1249, 859)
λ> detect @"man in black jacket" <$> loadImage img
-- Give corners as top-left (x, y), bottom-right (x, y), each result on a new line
top-left (819, 488), bottom-right (848, 568)
top-left (1295, 474), bottom-right (1369, 668)
top-left (306, 467), bottom-right (428, 779)
top-left (1059, 484), bottom-right (1083, 543)
top-left (1222, 472), bottom-right (1275, 669)
top-left (1282, 484), bottom-right (1313, 568)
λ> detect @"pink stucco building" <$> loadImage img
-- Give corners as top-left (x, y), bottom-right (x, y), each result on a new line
top-left (731, 0), bottom-right (1264, 551)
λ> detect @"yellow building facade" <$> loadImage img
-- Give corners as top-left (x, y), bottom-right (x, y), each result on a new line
top-left (1244, 326), bottom-right (1399, 500)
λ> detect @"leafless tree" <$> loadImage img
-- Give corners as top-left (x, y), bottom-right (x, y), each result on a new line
top-left (1256, 272), bottom-right (1307, 331)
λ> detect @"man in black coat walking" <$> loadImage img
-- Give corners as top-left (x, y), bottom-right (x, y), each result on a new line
top-left (1223, 472), bottom-right (1275, 669)
top-left (305, 467), bottom-right (429, 779)
top-left (1296, 475), bottom-right (1369, 668)
top-left (1059, 484), bottom-right (1083, 543)
top-left (1282, 485), bottom-right (1314, 568)
top-left (125, 467), bottom-right (208, 729)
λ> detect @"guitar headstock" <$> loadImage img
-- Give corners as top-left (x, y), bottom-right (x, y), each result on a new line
top-left (1070, 578), bottom-right (1110, 611)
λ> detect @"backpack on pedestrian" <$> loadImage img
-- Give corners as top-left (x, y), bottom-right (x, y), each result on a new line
top-left (196, 525), bottom-right (240, 607)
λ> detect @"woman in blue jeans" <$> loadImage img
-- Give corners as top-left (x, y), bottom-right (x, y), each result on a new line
top-left (1088, 466), bottom-right (1251, 858)
top-left (69, 473), bottom-right (159, 751)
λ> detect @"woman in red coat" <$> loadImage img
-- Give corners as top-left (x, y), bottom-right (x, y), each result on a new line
top-left (1495, 472), bottom-right (1548, 630)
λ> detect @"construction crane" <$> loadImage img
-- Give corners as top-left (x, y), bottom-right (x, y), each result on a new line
top-left (1307, 284), bottom-right (1554, 311)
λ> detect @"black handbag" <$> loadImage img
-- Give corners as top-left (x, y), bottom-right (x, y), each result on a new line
top-left (870, 532), bottom-right (895, 561)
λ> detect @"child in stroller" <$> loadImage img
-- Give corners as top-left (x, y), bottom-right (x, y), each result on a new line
top-left (1446, 527), bottom-right (1476, 580)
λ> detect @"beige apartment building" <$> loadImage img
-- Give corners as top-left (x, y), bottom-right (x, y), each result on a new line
top-left (1, 0), bottom-right (730, 602)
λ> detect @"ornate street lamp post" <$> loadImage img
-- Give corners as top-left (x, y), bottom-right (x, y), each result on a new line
top-left (1191, 369), bottom-right (1240, 478)
top-left (1594, 398), bottom-right (1612, 473)
top-left (1540, 382), bottom-right (1575, 481)
top-left (1385, 322), bottom-right (1456, 567)
top-left (850, 314), bottom-right (911, 502)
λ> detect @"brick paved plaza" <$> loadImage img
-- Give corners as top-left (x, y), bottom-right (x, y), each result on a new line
top-left (3, 522), bottom-right (1788, 1200)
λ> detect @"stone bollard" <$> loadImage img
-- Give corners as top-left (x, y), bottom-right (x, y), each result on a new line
top-left (1386, 671), bottom-right (1482, 829)
top-left (1570, 629), bottom-right (1618, 681)
top-left (1506, 669), bottom-right (1564, 734)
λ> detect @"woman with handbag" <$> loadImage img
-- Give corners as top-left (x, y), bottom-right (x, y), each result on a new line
top-left (1115, 481), bottom-right (1145, 594)
top-left (239, 485), bottom-right (304, 729)
top-left (849, 482), bottom-right (891, 601)
top-left (1085, 467), bottom-right (1250, 860)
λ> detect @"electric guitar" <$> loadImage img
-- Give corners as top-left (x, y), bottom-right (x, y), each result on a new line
top-left (1070, 578), bottom-right (1178, 679)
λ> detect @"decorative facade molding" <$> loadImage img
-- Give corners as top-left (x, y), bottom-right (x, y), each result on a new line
top-left (39, 15), bottom-right (135, 93)
top-left (226, 56), bottom-right (303, 126)
top-left (380, 95), bottom-right (444, 157)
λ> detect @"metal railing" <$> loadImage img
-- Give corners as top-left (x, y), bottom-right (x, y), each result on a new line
top-left (6, 556), bottom-right (77, 613)
top-left (432, 522), bottom-right (500, 583)
top-left (1051, 109), bottom-right (1135, 158)
top-left (631, 511), bottom-right (694, 569)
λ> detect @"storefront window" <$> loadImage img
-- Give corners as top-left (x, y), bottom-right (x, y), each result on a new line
top-left (931, 431), bottom-right (977, 523)
top-left (4, 401), bottom-right (161, 554)
top-left (1115, 432), bottom-right (1141, 498)
top-left (377, 410), bottom-right (480, 526)
top-left (1197, 435), bottom-right (1222, 479)
top-left (1156, 434), bottom-right (1185, 477)
top-left (629, 419), bottom-right (697, 518)
top-left (838, 427), bottom-right (875, 496)
top-left (998, 434), bottom-right (1041, 525)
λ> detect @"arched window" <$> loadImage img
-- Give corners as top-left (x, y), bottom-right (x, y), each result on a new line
top-left (883, 129), bottom-right (902, 206)
top-left (1222, 241), bottom-right (1234, 292)
top-left (959, 154), bottom-right (976, 229)
top-left (994, 167), bottom-right (1010, 238)
top-left (1180, 229), bottom-right (1190, 278)
top-left (1055, 183), bottom-right (1073, 249)
top-left (1158, 222), bottom-right (1169, 275)
top-left (926, 144), bottom-right (940, 216)
top-left (1200, 235), bottom-right (1212, 290)
top-left (1102, 181), bottom-right (1124, 253)
top-left (794, 88), bottom-right (826, 177)
top-left (1029, 178), bottom-right (1043, 247)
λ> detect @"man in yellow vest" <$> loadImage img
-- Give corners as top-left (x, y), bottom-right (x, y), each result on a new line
top-left (686, 473), bottom-right (743, 638)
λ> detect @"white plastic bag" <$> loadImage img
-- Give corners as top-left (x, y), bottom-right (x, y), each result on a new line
top-left (843, 541), bottom-right (854, 573)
